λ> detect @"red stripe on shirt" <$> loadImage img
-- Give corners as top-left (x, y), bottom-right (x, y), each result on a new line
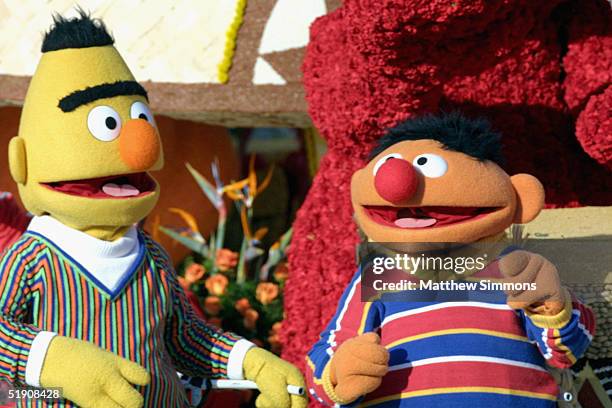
top-left (382, 306), bottom-right (524, 345)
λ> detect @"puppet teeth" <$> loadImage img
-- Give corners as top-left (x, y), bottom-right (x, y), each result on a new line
top-left (394, 217), bottom-right (437, 228)
top-left (102, 183), bottom-right (140, 197)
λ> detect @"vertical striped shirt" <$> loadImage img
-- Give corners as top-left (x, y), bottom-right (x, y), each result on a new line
top-left (0, 230), bottom-right (241, 407)
top-left (307, 259), bottom-right (595, 407)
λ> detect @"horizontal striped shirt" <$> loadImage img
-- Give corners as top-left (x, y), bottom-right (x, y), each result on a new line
top-left (307, 258), bottom-right (595, 407)
top-left (0, 230), bottom-right (241, 407)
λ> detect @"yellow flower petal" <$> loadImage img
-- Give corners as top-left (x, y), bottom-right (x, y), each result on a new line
top-left (224, 189), bottom-right (243, 201)
top-left (223, 178), bottom-right (249, 192)
top-left (254, 227), bottom-right (268, 241)
top-left (248, 158), bottom-right (257, 194)
top-left (256, 165), bottom-right (275, 196)
top-left (168, 208), bottom-right (200, 234)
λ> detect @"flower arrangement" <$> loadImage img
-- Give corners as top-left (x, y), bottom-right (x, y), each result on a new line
top-left (158, 157), bottom-right (291, 353)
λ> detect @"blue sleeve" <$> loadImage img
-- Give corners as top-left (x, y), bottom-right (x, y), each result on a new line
top-left (306, 269), bottom-right (382, 406)
top-left (520, 295), bottom-right (595, 368)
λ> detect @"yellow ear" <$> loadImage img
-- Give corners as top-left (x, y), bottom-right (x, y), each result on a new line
top-left (8, 137), bottom-right (27, 184)
top-left (510, 173), bottom-right (545, 224)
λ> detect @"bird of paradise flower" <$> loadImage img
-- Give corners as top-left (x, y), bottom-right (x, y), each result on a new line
top-left (159, 156), bottom-right (274, 283)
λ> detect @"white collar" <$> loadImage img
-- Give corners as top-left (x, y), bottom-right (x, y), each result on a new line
top-left (27, 216), bottom-right (143, 295)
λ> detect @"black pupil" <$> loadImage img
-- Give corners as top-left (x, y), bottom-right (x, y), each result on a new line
top-left (105, 117), bottom-right (117, 130)
top-left (417, 157), bottom-right (428, 165)
top-left (138, 113), bottom-right (148, 121)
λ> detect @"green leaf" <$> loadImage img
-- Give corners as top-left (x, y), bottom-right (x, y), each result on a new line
top-left (159, 226), bottom-right (208, 256)
top-left (209, 231), bottom-right (217, 261)
top-left (259, 227), bottom-right (293, 280)
top-left (186, 162), bottom-right (222, 208)
top-left (279, 227), bottom-right (293, 251)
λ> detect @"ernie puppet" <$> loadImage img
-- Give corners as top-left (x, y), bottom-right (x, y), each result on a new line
top-left (306, 113), bottom-right (595, 407)
top-left (0, 12), bottom-right (306, 408)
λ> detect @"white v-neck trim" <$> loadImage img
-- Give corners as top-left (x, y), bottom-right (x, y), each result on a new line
top-left (27, 216), bottom-right (141, 292)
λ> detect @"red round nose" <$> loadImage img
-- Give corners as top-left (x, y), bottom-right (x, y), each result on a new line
top-left (374, 158), bottom-right (418, 203)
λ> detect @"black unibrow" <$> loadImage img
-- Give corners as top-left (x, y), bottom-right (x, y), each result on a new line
top-left (58, 81), bottom-right (148, 112)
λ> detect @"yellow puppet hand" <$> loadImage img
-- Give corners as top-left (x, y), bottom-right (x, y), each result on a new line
top-left (243, 347), bottom-right (307, 408)
top-left (40, 336), bottom-right (150, 408)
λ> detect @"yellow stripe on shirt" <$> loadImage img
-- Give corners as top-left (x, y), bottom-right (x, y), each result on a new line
top-left (553, 328), bottom-right (577, 364)
top-left (386, 328), bottom-right (529, 349)
top-left (358, 302), bottom-right (372, 335)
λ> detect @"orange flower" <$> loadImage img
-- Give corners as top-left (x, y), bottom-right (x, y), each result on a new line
top-left (205, 274), bottom-right (229, 296)
top-left (243, 308), bottom-right (259, 330)
top-left (269, 321), bottom-right (282, 336)
top-left (235, 298), bottom-right (251, 316)
top-left (256, 282), bottom-right (279, 305)
top-left (204, 296), bottom-right (222, 316)
top-left (273, 262), bottom-right (289, 282)
top-left (207, 317), bottom-right (222, 328)
top-left (185, 263), bottom-right (206, 284)
top-left (177, 276), bottom-right (191, 292)
top-left (215, 248), bottom-right (239, 271)
top-left (268, 334), bottom-right (282, 354)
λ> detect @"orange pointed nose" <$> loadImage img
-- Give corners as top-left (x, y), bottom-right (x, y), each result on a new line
top-left (119, 119), bottom-right (160, 171)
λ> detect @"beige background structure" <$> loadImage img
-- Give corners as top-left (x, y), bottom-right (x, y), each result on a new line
top-left (0, 0), bottom-right (242, 83)
top-left (0, 0), bottom-right (339, 127)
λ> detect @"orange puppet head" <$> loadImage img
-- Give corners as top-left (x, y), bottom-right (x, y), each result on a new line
top-left (351, 112), bottom-right (545, 244)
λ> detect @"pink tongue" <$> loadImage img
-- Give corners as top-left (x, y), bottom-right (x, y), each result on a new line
top-left (394, 217), bottom-right (437, 228)
top-left (102, 183), bottom-right (140, 197)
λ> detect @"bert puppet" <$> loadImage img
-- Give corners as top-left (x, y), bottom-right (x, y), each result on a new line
top-left (0, 11), bottom-right (306, 408)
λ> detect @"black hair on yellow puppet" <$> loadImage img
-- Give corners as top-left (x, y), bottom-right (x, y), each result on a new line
top-left (42, 8), bottom-right (114, 52)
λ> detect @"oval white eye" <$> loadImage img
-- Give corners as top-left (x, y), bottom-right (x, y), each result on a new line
top-left (373, 153), bottom-right (403, 175)
top-left (412, 153), bottom-right (448, 178)
top-left (130, 101), bottom-right (155, 125)
top-left (87, 106), bottom-right (121, 142)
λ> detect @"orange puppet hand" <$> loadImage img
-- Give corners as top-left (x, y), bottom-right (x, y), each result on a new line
top-left (324, 332), bottom-right (389, 404)
top-left (499, 250), bottom-right (568, 317)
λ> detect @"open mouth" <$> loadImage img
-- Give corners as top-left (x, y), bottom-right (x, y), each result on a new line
top-left (41, 173), bottom-right (156, 199)
top-left (363, 205), bottom-right (498, 229)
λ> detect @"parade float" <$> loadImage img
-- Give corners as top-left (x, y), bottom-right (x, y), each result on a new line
top-left (0, 0), bottom-right (609, 407)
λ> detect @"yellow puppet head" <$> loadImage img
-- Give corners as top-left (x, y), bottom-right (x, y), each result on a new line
top-left (9, 11), bottom-right (163, 239)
